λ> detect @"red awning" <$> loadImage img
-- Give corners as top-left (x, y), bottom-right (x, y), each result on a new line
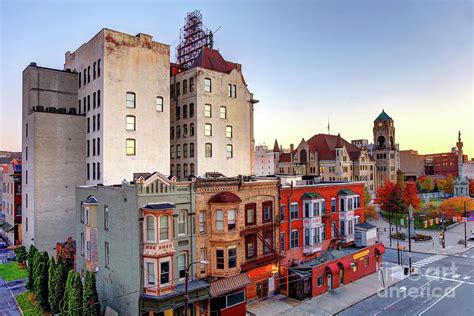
top-left (375, 243), bottom-right (385, 255)
top-left (326, 262), bottom-right (340, 274)
top-left (209, 273), bottom-right (252, 297)
top-left (338, 258), bottom-right (352, 270)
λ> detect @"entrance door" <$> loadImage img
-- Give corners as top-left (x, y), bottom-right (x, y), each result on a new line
top-left (257, 279), bottom-right (269, 299)
top-left (327, 273), bottom-right (332, 290)
top-left (339, 268), bottom-right (344, 285)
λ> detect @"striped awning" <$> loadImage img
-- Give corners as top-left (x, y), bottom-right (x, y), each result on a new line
top-left (209, 273), bottom-right (251, 297)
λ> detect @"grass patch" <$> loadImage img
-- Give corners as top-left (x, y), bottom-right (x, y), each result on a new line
top-left (16, 291), bottom-right (47, 316)
top-left (380, 211), bottom-right (453, 230)
top-left (0, 262), bottom-right (28, 281)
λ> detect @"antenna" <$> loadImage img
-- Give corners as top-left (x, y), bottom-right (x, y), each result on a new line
top-left (327, 116), bottom-right (330, 135)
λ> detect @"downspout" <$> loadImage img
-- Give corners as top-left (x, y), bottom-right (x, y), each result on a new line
top-left (138, 191), bottom-right (144, 314)
top-left (286, 181), bottom-right (293, 295)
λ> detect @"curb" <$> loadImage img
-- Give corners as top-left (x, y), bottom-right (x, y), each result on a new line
top-left (385, 246), bottom-right (473, 256)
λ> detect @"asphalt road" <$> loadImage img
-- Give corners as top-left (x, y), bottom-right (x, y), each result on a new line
top-left (339, 248), bottom-right (474, 315)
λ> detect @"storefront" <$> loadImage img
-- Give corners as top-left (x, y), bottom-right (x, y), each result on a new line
top-left (246, 263), bottom-right (279, 301)
top-left (209, 273), bottom-right (251, 316)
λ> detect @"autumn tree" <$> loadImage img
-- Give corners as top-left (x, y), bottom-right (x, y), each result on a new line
top-left (397, 170), bottom-right (406, 191)
top-left (402, 182), bottom-right (420, 209)
top-left (365, 205), bottom-right (378, 220)
top-left (439, 196), bottom-right (471, 218)
top-left (364, 186), bottom-right (372, 207)
top-left (444, 174), bottom-right (454, 194)
top-left (421, 176), bottom-right (434, 192)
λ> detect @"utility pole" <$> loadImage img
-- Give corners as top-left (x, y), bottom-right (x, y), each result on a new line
top-left (408, 205), bottom-right (413, 274)
top-left (184, 261), bottom-right (208, 316)
top-left (464, 200), bottom-right (473, 247)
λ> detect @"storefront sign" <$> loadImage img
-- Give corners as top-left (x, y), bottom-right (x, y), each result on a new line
top-left (353, 249), bottom-right (369, 260)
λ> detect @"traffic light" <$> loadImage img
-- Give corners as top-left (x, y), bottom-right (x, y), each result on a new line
top-left (457, 216), bottom-right (462, 223)
top-left (435, 218), bottom-right (439, 224)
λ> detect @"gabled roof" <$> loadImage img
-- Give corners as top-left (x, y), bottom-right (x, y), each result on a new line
top-left (190, 47), bottom-right (237, 74)
top-left (374, 110), bottom-right (392, 122)
top-left (301, 192), bottom-right (324, 199)
top-left (338, 189), bottom-right (357, 196)
top-left (209, 192), bottom-right (242, 204)
top-left (142, 203), bottom-right (175, 210)
top-left (306, 134), bottom-right (362, 161)
top-left (84, 196), bottom-right (98, 204)
top-left (279, 152), bottom-right (292, 163)
top-left (335, 133), bottom-right (344, 148)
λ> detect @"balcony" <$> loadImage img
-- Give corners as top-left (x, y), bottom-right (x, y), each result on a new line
top-left (142, 241), bottom-right (175, 257)
top-left (302, 216), bottom-right (322, 229)
top-left (339, 211), bottom-right (355, 220)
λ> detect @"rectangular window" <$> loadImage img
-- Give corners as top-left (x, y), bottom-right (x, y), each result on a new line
top-left (87, 66), bottom-right (91, 82)
top-left (183, 79), bottom-right (187, 94)
top-left (87, 95), bottom-right (90, 111)
top-left (280, 232), bottom-right (286, 251)
top-left (228, 247), bottom-right (237, 268)
top-left (146, 262), bottom-right (155, 286)
top-left (228, 84), bottom-right (232, 97)
top-left (126, 139), bottom-right (136, 155)
top-left (83, 69), bottom-right (86, 85)
top-left (290, 203), bottom-right (299, 219)
top-left (156, 96), bottom-right (163, 112)
top-left (220, 106), bottom-right (227, 119)
top-left (340, 198), bottom-right (345, 212)
top-left (304, 228), bottom-right (310, 245)
top-left (97, 90), bottom-right (101, 107)
top-left (216, 249), bottom-right (224, 269)
top-left (160, 261), bottom-right (170, 285)
top-left (93, 62), bottom-right (96, 79)
top-left (290, 230), bottom-right (299, 248)
top-left (178, 253), bottom-right (187, 279)
top-left (228, 209), bottom-right (236, 231)
top-left (126, 115), bottom-right (135, 130)
top-left (205, 143), bottom-right (212, 157)
top-left (178, 211), bottom-right (186, 235)
top-left (190, 143), bottom-right (195, 157)
top-left (97, 59), bottom-right (101, 77)
top-left (126, 92), bottom-right (136, 108)
top-left (204, 123), bottom-right (212, 136)
top-left (204, 104), bottom-right (212, 117)
top-left (199, 211), bottom-right (206, 234)
top-left (80, 233), bottom-right (85, 255)
top-left (245, 204), bottom-right (255, 226)
top-left (97, 114), bottom-right (100, 130)
top-left (200, 249), bottom-right (206, 273)
top-left (280, 205), bottom-right (286, 221)
top-left (263, 201), bottom-right (272, 223)
top-left (93, 115), bottom-right (96, 132)
top-left (93, 92), bottom-right (96, 108)
top-left (215, 210), bottom-right (224, 231)
top-left (314, 227), bottom-right (320, 244)
top-left (226, 126), bottom-right (233, 138)
top-left (263, 230), bottom-right (273, 254)
top-left (189, 77), bottom-right (194, 92)
top-left (176, 145), bottom-right (181, 158)
top-left (97, 162), bottom-right (100, 180)
top-left (331, 198), bottom-right (336, 212)
top-left (304, 202), bottom-right (310, 218)
top-left (317, 276), bottom-right (323, 286)
top-left (86, 163), bottom-right (90, 180)
top-left (92, 162), bottom-right (96, 180)
top-left (159, 216), bottom-right (169, 241)
top-left (226, 145), bottom-right (233, 158)
top-left (79, 72), bottom-right (81, 88)
top-left (104, 241), bottom-right (110, 267)
top-left (246, 235), bottom-right (256, 259)
top-left (204, 78), bottom-right (211, 92)
top-left (233, 85), bottom-right (237, 98)
top-left (92, 138), bottom-right (96, 156)
top-left (170, 145), bottom-right (175, 159)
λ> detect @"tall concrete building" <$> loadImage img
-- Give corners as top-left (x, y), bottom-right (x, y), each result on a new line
top-left (22, 64), bottom-right (86, 254)
top-left (372, 110), bottom-right (400, 188)
top-left (254, 142), bottom-right (278, 176)
top-left (170, 47), bottom-right (257, 179)
top-left (64, 29), bottom-right (171, 185)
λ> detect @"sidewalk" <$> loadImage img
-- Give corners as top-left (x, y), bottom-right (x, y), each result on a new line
top-left (371, 216), bottom-right (474, 255)
top-left (246, 263), bottom-right (407, 316)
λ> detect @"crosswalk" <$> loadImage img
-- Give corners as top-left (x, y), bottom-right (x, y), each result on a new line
top-left (412, 254), bottom-right (448, 268)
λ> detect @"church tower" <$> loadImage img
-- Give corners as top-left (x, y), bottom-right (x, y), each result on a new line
top-left (373, 110), bottom-right (399, 188)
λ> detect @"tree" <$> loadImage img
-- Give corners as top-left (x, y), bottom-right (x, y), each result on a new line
top-left (402, 182), bottom-right (420, 210)
top-left (421, 176), bottom-right (434, 192)
top-left (14, 246), bottom-right (28, 265)
top-left (469, 180), bottom-right (474, 197)
top-left (365, 204), bottom-right (378, 220)
top-left (33, 251), bottom-right (50, 310)
top-left (49, 257), bottom-right (68, 314)
top-left (62, 270), bottom-right (83, 316)
top-left (397, 170), bottom-right (406, 191)
top-left (444, 174), bottom-right (454, 194)
top-left (83, 271), bottom-right (100, 315)
top-left (439, 196), bottom-right (471, 218)
top-left (62, 270), bottom-right (75, 314)
top-left (375, 181), bottom-right (396, 210)
top-left (364, 186), bottom-right (372, 207)
top-left (26, 245), bottom-right (38, 290)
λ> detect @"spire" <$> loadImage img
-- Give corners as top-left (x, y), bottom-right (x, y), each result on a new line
top-left (374, 109), bottom-right (392, 122)
top-left (335, 133), bottom-right (344, 148)
top-left (273, 139), bottom-right (280, 152)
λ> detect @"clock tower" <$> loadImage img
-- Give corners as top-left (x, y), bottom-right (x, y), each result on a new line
top-left (373, 110), bottom-right (399, 188)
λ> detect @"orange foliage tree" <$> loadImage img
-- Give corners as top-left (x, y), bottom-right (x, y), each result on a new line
top-left (439, 196), bottom-right (472, 218)
top-left (365, 205), bottom-right (378, 220)
top-left (402, 182), bottom-right (421, 209)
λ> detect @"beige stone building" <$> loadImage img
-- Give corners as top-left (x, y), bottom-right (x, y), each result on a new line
top-left (170, 48), bottom-right (257, 179)
top-left (64, 29), bottom-right (171, 185)
top-left (399, 149), bottom-right (425, 181)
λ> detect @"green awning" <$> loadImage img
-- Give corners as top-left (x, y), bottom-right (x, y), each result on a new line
top-left (301, 192), bottom-right (324, 199)
top-left (0, 221), bottom-right (14, 233)
top-left (338, 189), bottom-right (357, 196)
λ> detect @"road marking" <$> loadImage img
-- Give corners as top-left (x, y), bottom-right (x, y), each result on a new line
top-left (418, 282), bottom-right (462, 316)
top-left (421, 274), bottom-right (474, 285)
top-left (453, 274), bottom-right (460, 279)
top-left (463, 276), bottom-right (470, 280)
top-left (411, 255), bottom-right (447, 268)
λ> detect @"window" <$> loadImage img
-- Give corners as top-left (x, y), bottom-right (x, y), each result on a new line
top-left (170, 145), bottom-right (175, 159)
top-left (204, 104), bottom-right (212, 117)
top-left (97, 114), bottom-right (100, 130)
top-left (97, 59), bottom-right (101, 77)
top-left (80, 233), bottom-right (85, 255)
top-left (176, 125), bottom-right (181, 138)
top-left (86, 163), bottom-right (90, 180)
top-left (228, 209), bottom-right (236, 230)
top-left (126, 115), bottom-right (136, 130)
top-left (176, 106), bottom-right (181, 120)
top-left (156, 96), bottom-right (163, 112)
top-left (183, 104), bottom-right (188, 119)
top-left (92, 162), bottom-right (96, 180)
top-left (304, 202), bottom-right (311, 218)
top-left (178, 211), bottom-right (186, 235)
top-left (331, 198), bottom-right (336, 212)
top-left (290, 230), bottom-right (299, 248)
top-left (215, 210), bottom-right (224, 231)
top-left (176, 145), bottom-right (181, 158)
top-left (145, 216), bottom-right (155, 242)
top-left (216, 249), bottom-right (224, 269)
top-left (160, 261), bottom-right (170, 285)
top-left (93, 92), bottom-right (96, 108)
top-left (263, 230), bottom-right (273, 254)
top-left (199, 211), bottom-right (206, 234)
top-left (340, 198), bottom-right (345, 212)
top-left (280, 232), bottom-right (286, 251)
top-left (340, 221), bottom-right (345, 236)
top-left (170, 127), bottom-right (174, 139)
top-left (290, 203), bottom-right (299, 219)
top-left (104, 241), bottom-right (109, 267)
top-left (126, 92), bottom-right (136, 108)
top-left (228, 247), bottom-right (237, 268)
top-left (178, 253), bottom-right (187, 279)
top-left (93, 115), bottom-right (96, 131)
top-left (263, 201), bottom-right (272, 223)
top-left (83, 69), bottom-right (86, 85)
top-left (314, 227), bottom-right (320, 244)
top-left (348, 219), bottom-right (354, 235)
top-left (183, 124), bottom-right (188, 137)
top-left (87, 66), bottom-right (91, 82)
top-left (97, 90), bottom-right (101, 107)
top-left (204, 78), bottom-right (211, 92)
top-left (79, 72), bottom-right (81, 88)
top-left (190, 123), bottom-right (195, 136)
top-left (93, 62), bottom-right (96, 79)
top-left (304, 228), bottom-right (310, 245)
top-left (159, 215), bottom-right (169, 241)
top-left (226, 145), bottom-right (233, 158)
top-left (226, 126), bottom-right (233, 138)
top-left (220, 106), bottom-right (227, 119)
top-left (87, 94), bottom-right (91, 110)
top-left (280, 205), bottom-right (286, 221)
top-left (246, 235), bottom-right (256, 259)
top-left (189, 103), bottom-right (194, 117)
top-left (233, 85), bottom-right (237, 98)
top-left (245, 203), bottom-right (256, 226)
top-left (200, 249), bottom-right (206, 273)
top-left (183, 79), bottom-right (188, 94)
top-left (205, 143), bottom-right (212, 157)
top-left (183, 143), bottom-right (188, 158)
top-left (146, 261), bottom-right (156, 286)
top-left (176, 164), bottom-right (181, 178)
top-left (228, 84), bottom-right (232, 97)
top-left (126, 139), bottom-right (136, 155)
top-left (317, 276), bottom-right (323, 286)
top-left (190, 143), bottom-right (195, 157)
top-left (189, 77), bottom-right (195, 92)
top-left (104, 205), bottom-right (109, 230)
top-left (87, 140), bottom-right (90, 157)
top-left (190, 163), bottom-right (195, 175)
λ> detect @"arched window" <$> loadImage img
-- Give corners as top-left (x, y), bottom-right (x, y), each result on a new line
top-left (183, 144), bottom-right (188, 158)
top-left (126, 115), bottom-right (136, 131)
top-left (126, 92), bottom-right (136, 108)
top-left (159, 215), bottom-right (169, 241)
top-left (377, 136), bottom-right (385, 148)
top-left (300, 149), bottom-right (308, 163)
top-left (145, 216), bottom-right (155, 242)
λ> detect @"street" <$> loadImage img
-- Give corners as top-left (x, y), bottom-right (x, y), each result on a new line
top-left (339, 248), bottom-right (474, 315)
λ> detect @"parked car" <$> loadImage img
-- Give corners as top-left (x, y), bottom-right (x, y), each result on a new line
top-left (468, 232), bottom-right (474, 242)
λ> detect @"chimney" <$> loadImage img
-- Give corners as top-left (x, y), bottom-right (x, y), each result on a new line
top-left (290, 144), bottom-right (294, 152)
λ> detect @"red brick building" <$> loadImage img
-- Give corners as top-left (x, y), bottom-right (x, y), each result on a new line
top-left (426, 152), bottom-right (467, 177)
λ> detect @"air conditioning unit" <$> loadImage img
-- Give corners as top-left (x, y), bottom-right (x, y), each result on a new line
top-left (69, 108), bottom-right (77, 115)
top-left (35, 106), bottom-right (44, 112)
top-left (58, 108), bottom-right (67, 114)
top-left (47, 107), bottom-right (56, 113)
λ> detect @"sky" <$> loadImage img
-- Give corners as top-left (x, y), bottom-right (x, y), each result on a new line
top-left (0, 0), bottom-right (473, 157)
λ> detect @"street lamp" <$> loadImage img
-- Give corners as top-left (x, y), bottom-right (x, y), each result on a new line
top-left (463, 199), bottom-right (474, 247)
top-left (184, 260), bottom-right (209, 316)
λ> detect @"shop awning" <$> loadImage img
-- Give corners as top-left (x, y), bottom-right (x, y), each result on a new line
top-left (209, 273), bottom-right (251, 297)
top-left (338, 258), bottom-right (351, 270)
top-left (326, 262), bottom-right (340, 274)
top-left (0, 222), bottom-right (14, 233)
top-left (374, 243), bottom-right (385, 255)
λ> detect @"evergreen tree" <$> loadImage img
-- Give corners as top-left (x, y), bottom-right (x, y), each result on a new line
top-left (83, 271), bottom-right (100, 315)
top-left (68, 272), bottom-right (83, 316)
top-left (14, 246), bottom-right (28, 264)
top-left (49, 257), bottom-right (66, 314)
top-left (62, 270), bottom-right (75, 314)
top-left (33, 252), bottom-right (50, 310)
top-left (26, 245), bottom-right (38, 290)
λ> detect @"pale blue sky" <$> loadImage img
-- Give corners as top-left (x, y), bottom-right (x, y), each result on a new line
top-left (1, 0), bottom-right (472, 156)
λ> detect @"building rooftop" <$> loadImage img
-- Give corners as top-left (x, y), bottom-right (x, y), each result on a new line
top-left (190, 47), bottom-right (237, 74)
top-left (374, 109), bottom-right (392, 122)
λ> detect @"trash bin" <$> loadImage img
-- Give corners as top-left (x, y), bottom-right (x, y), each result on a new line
top-left (404, 266), bottom-right (409, 275)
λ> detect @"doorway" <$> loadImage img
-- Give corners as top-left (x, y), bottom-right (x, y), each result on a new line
top-left (339, 268), bottom-right (344, 285)
top-left (256, 279), bottom-right (269, 299)
top-left (327, 273), bottom-right (332, 290)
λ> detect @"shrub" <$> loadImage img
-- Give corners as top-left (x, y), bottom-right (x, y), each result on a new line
top-left (83, 270), bottom-right (100, 315)
top-left (14, 246), bottom-right (28, 264)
